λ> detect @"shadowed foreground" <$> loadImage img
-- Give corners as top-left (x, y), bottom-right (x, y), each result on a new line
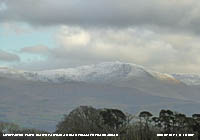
top-left (0, 106), bottom-right (199, 140)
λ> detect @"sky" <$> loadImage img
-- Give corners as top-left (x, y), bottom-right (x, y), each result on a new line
top-left (1, 0), bottom-right (200, 73)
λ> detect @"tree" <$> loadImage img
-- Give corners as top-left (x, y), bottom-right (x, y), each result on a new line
top-left (139, 111), bottom-right (153, 140)
top-left (56, 106), bottom-right (103, 134)
top-left (0, 122), bottom-right (20, 133)
top-left (192, 114), bottom-right (200, 139)
top-left (56, 106), bottom-right (128, 135)
top-left (159, 109), bottom-right (174, 133)
top-left (174, 113), bottom-right (187, 133)
top-left (139, 111), bottom-right (153, 127)
top-left (99, 108), bottom-right (127, 133)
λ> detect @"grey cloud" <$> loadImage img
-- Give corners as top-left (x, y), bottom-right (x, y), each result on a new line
top-left (1, 0), bottom-right (200, 33)
top-left (0, 50), bottom-right (20, 62)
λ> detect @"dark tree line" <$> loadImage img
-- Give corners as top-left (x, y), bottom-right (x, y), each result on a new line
top-left (0, 106), bottom-right (200, 140)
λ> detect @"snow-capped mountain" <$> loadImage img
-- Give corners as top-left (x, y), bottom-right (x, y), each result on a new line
top-left (0, 61), bottom-right (181, 84)
top-left (1, 61), bottom-right (200, 131)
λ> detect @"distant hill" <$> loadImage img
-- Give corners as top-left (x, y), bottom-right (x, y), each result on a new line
top-left (0, 61), bottom-right (200, 131)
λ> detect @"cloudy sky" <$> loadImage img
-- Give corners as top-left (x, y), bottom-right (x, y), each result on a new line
top-left (1, 0), bottom-right (200, 73)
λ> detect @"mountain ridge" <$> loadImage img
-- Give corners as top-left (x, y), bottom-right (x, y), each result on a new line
top-left (1, 61), bottom-right (200, 85)
top-left (0, 62), bottom-right (184, 84)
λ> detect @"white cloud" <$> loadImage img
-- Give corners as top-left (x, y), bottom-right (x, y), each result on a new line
top-left (17, 26), bottom-right (200, 73)
top-left (56, 26), bottom-right (91, 48)
top-left (54, 26), bottom-right (177, 64)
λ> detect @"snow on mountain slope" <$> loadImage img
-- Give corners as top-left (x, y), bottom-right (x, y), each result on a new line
top-left (36, 62), bottom-right (182, 84)
top-left (0, 61), bottom-right (180, 84)
top-left (37, 61), bottom-right (152, 83)
top-left (172, 74), bottom-right (200, 85)
top-left (0, 62), bottom-right (181, 84)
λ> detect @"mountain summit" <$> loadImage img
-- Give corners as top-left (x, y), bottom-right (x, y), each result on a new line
top-left (0, 61), bottom-right (183, 84)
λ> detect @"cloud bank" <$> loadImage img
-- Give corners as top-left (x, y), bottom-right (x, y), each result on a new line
top-left (1, 0), bottom-right (200, 33)
top-left (2, 0), bottom-right (200, 73)
top-left (18, 26), bottom-right (200, 73)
